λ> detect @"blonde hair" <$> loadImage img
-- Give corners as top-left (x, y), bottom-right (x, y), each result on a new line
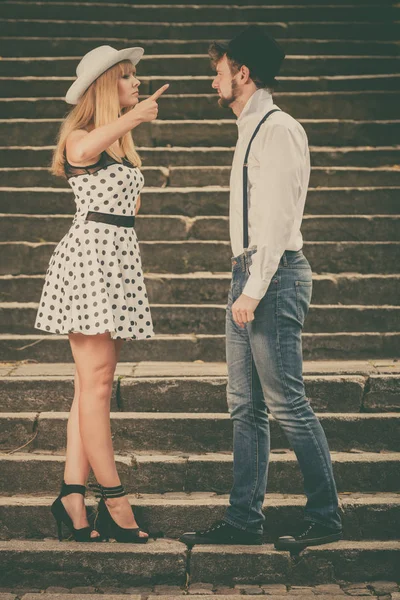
top-left (52, 60), bottom-right (142, 178)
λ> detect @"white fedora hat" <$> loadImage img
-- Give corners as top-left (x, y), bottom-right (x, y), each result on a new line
top-left (65, 44), bottom-right (144, 105)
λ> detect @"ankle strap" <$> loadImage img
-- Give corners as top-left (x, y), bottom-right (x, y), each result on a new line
top-left (89, 483), bottom-right (126, 500)
top-left (60, 481), bottom-right (86, 497)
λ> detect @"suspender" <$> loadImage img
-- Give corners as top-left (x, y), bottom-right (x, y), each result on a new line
top-left (242, 108), bottom-right (281, 250)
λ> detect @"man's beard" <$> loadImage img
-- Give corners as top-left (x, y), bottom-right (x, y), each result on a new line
top-left (218, 79), bottom-right (239, 109)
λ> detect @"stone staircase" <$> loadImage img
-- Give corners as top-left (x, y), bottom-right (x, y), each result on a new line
top-left (0, 0), bottom-right (399, 593)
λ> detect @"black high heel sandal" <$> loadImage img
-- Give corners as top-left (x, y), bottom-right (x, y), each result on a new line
top-left (51, 481), bottom-right (99, 542)
top-left (90, 483), bottom-right (149, 544)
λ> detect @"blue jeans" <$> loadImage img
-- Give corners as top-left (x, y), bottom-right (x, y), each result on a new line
top-left (223, 247), bottom-right (342, 534)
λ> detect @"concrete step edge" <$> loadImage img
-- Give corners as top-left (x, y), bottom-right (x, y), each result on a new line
top-left (1, 358), bottom-right (397, 377)
top-left (1, 491), bottom-right (398, 507)
top-left (1, 450), bottom-right (399, 463)
top-left (2, 302), bottom-right (400, 309)
top-left (2, 411), bottom-right (400, 419)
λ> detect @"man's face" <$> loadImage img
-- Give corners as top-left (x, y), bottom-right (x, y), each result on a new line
top-left (212, 55), bottom-right (240, 108)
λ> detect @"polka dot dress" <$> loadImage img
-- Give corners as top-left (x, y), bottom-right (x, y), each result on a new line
top-left (34, 152), bottom-right (154, 340)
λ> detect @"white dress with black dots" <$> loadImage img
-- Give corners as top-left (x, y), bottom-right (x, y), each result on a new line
top-left (34, 152), bottom-right (154, 340)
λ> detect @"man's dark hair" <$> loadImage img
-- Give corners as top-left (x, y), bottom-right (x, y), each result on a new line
top-left (208, 41), bottom-right (277, 91)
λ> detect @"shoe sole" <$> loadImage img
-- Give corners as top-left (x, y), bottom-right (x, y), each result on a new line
top-left (179, 537), bottom-right (263, 547)
top-left (274, 531), bottom-right (343, 552)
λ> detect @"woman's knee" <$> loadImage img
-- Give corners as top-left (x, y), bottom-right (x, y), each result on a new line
top-left (80, 364), bottom-right (115, 392)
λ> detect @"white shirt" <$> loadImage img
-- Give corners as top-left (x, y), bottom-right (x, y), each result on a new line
top-left (229, 88), bottom-right (311, 300)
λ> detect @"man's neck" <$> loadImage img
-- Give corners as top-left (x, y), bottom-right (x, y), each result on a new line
top-left (231, 86), bottom-right (258, 118)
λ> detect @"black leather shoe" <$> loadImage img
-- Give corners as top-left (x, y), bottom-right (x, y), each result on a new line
top-left (274, 520), bottom-right (343, 552)
top-left (180, 519), bottom-right (263, 547)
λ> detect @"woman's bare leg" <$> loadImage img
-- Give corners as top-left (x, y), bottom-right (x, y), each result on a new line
top-left (62, 370), bottom-right (100, 536)
top-left (68, 332), bottom-right (147, 537)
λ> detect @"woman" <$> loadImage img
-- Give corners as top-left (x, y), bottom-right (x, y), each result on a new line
top-left (34, 45), bottom-right (169, 543)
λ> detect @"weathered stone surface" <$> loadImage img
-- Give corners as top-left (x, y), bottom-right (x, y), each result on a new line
top-left (289, 542), bottom-right (400, 584)
top-left (2, 145), bottom-right (400, 169)
top-left (2, 119), bottom-right (400, 147)
top-left (2, 93), bottom-right (400, 121)
top-left (23, 596), bottom-right (141, 599)
top-left (313, 584), bottom-right (345, 594)
top-left (0, 4), bottom-right (397, 27)
top-left (2, 240), bottom-right (400, 277)
top-left (190, 545), bottom-right (291, 584)
top-left (0, 539), bottom-right (187, 587)
top-left (3, 303), bottom-right (400, 336)
top-left (2, 36), bottom-right (398, 58)
top-left (2, 273), bottom-right (399, 307)
top-left (0, 333), bottom-right (399, 364)
top-left (0, 413), bottom-right (36, 452)
top-left (2, 451), bottom-right (399, 496)
top-left (6, 213), bottom-right (400, 243)
top-left (369, 581), bottom-right (399, 594)
top-left (363, 376), bottom-right (400, 412)
top-left (1, 188), bottom-right (398, 218)
top-left (1, 492), bottom-right (399, 542)
top-left (0, 453), bottom-right (132, 496)
top-left (0, 18), bottom-right (397, 40)
top-left (26, 411), bottom-right (400, 453)
top-left (261, 584), bottom-right (288, 594)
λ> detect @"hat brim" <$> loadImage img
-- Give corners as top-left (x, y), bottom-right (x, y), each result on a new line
top-left (65, 47), bottom-right (144, 105)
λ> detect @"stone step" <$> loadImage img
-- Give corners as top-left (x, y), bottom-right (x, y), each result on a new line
top-left (2, 4), bottom-right (398, 23)
top-left (1, 492), bottom-right (398, 542)
top-left (143, 74), bottom-right (400, 93)
top-left (0, 539), bottom-right (186, 587)
top-left (1, 187), bottom-right (398, 216)
top-left (1, 451), bottom-right (399, 494)
top-left (2, 92), bottom-right (399, 121)
top-left (1, 21), bottom-right (398, 41)
top-left (2, 37), bottom-right (400, 57)
top-left (3, 75), bottom-right (400, 98)
top-left (0, 540), bottom-right (399, 589)
top-left (3, 303), bottom-right (400, 336)
top-left (1, 241), bottom-right (399, 276)
top-left (2, 411), bottom-right (399, 454)
top-left (1, 56), bottom-right (399, 78)
top-left (2, 215), bottom-right (399, 243)
top-left (2, 145), bottom-right (400, 169)
top-left (4, 166), bottom-right (400, 188)
top-left (1, 332), bottom-right (399, 362)
top-left (191, 542), bottom-right (400, 585)
top-left (8, 374), bottom-right (400, 413)
top-left (3, 145), bottom-right (400, 168)
top-left (2, 274), bottom-right (399, 307)
top-left (2, 119), bottom-right (399, 147)
top-left (0, 595), bottom-right (390, 600)
top-left (2, 368), bottom-right (398, 413)
top-left (25, 0), bottom-right (399, 5)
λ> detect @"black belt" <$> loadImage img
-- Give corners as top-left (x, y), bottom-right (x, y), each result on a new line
top-left (85, 211), bottom-right (135, 228)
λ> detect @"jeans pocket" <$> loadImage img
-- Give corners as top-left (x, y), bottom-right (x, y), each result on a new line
top-left (295, 280), bottom-right (313, 325)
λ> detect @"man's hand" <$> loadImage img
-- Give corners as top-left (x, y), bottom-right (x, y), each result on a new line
top-left (232, 294), bottom-right (260, 328)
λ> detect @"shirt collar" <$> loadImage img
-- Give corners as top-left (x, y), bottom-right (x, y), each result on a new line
top-left (236, 88), bottom-right (274, 131)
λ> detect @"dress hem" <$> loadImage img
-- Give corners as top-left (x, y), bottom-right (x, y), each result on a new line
top-left (34, 324), bottom-right (155, 341)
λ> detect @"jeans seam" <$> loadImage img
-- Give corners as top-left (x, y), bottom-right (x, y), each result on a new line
top-left (275, 281), bottom-right (338, 522)
top-left (243, 354), bottom-right (260, 530)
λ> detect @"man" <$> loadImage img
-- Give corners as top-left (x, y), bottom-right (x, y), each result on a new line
top-left (180, 26), bottom-right (343, 551)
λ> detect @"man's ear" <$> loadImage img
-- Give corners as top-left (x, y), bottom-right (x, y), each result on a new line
top-left (240, 65), bottom-right (251, 84)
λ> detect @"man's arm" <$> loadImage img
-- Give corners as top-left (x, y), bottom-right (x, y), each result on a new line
top-left (243, 122), bottom-right (306, 299)
top-left (232, 121), bottom-right (307, 327)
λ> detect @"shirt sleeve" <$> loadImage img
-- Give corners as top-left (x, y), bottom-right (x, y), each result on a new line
top-left (242, 121), bottom-right (308, 300)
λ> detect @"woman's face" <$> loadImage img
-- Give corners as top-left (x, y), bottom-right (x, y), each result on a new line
top-left (118, 66), bottom-right (141, 108)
